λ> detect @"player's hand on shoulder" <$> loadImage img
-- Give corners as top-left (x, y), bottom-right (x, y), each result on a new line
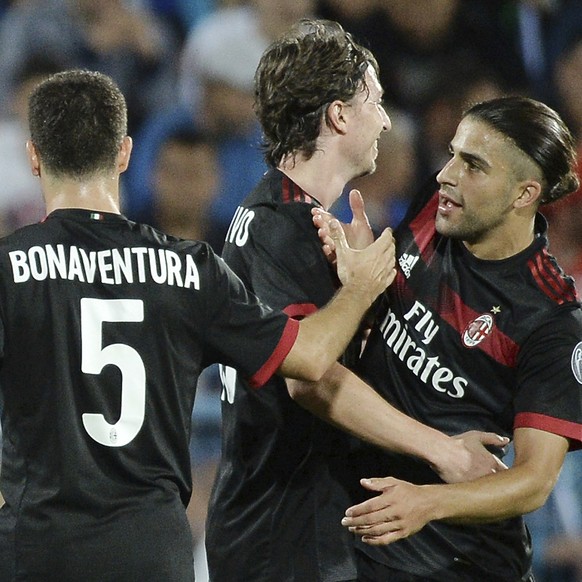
top-left (329, 219), bottom-right (396, 304)
top-left (312, 189), bottom-right (375, 265)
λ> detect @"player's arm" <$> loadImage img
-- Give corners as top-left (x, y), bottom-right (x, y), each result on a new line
top-left (287, 362), bottom-right (508, 483)
top-left (278, 221), bottom-right (396, 382)
top-left (341, 426), bottom-right (568, 545)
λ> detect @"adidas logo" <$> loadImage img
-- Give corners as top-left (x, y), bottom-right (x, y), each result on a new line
top-left (398, 253), bottom-right (419, 278)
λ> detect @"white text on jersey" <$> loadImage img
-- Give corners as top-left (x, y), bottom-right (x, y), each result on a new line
top-left (225, 206), bottom-right (255, 247)
top-left (9, 245), bottom-right (201, 288)
top-left (379, 305), bottom-right (467, 398)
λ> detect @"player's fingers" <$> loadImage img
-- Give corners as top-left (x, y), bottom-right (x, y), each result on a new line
top-left (328, 219), bottom-right (349, 254)
top-left (359, 476), bottom-right (399, 492)
top-left (474, 432), bottom-right (511, 447)
top-left (374, 227), bottom-right (394, 253)
top-left (312, 207), bottom-right (333, 226)
top-left (348, 520), bottom-right (399, 537)
top-left (361, 530), bottom-right (405, 546)
top-left (349, 189), bottom-right (367, 222)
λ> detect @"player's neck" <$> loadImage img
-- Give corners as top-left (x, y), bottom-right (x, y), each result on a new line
top-left (278, 153), bottom-right (348, 211)
top-left (463, 218), bottom-right (537, 260)
top-left (43, 176), bottom-right (121, 216)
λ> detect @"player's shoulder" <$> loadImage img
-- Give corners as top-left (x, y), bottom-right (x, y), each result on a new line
top-left (526, 243), bottom-right (579, 308)
top-left (527, 301), bottom-right (582, 346)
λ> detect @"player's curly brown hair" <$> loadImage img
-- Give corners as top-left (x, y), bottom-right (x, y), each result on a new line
top-left (28, 69), bottom-right (127, 179)
top-left (254, 19), bottom-right (378, 168)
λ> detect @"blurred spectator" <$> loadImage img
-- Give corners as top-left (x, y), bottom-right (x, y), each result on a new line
top-left (150, 127), bottom-right (224, 252)
top-left (141, 0), bottom-right (216, 41)
top-left (0, 0), bottom-right (180, 132)
top-left (122, 107), bottom-right (193, 222)
top-left (0, 56), bottom-right (62, 236)
top-left (179, 0), bottom-right (315, 117)
top-left (122, 98), bottom-right (265, 250)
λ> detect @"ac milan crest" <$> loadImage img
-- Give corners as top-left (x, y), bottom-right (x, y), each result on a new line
top-left (462, 314), bottom-right (494, 348)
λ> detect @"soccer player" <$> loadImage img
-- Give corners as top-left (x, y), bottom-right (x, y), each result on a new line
top-left (0, 69), bottom-right (397, 582)
top-left (320, 96), bottom-right (582, 581)
top-left (206, 19), bottom-right (508, 582)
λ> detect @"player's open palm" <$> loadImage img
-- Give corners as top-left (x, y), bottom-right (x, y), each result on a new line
top-left (313, 189), bottom-right (375, 264)
top-left (328, 218), bottom-right (396, 305)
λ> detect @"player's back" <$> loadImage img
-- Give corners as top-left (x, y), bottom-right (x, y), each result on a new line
top-left (0, 209), bottom-right (208, 581)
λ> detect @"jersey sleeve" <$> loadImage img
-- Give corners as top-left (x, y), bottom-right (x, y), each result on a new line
top-left (228, 203), bottom-right (337, 318)
top-left (514, 305), bottom-right (582, 449)
top-left (197, 245), bottom-right (299, 388)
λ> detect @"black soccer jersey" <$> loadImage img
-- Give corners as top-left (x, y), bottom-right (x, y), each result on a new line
top-left (356, 177), bottom-right (582, 582)
top-left (206, 170), bottom-right (361, 582)
top-left (0, 209), bottom-right (298, 582)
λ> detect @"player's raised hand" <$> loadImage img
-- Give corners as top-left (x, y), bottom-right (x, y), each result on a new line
top-left (329, 218), bottom-right (396, 304)
top-left (312, 189), bottom-right (375, 265)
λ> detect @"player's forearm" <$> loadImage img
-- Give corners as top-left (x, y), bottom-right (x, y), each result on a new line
top-left (423, 462), bottom-right (557, 524)
top-left (279, 285), bottom-right (377, 382)
top-left (287, 362), bottom-right (455, 458)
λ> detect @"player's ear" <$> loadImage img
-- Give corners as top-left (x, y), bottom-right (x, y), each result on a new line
top-left (26, 140), bottom-right (41, 177)
top-left (514, 180), bottom-right (542, 209)
top-left (117, 136), bottom-right (133, 174)
top-left (326, 100), bottom-right (349, 135)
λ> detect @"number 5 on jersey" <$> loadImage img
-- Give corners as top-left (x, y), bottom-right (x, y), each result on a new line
top-left (80, 298), bottom-right (146, 447)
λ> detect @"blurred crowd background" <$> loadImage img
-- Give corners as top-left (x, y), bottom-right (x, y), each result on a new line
top-left (0, 1), bottom-right (581, 580)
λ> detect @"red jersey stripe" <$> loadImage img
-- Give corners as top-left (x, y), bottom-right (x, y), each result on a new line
top-left (409, 191), bottom-right (439, 261)
top-left (528, 250), bottom-right (577, 304)
top-left (283, 302), bottom-right (318, 319)
top-left (280, 174), bottom-right (321, 206)
top-left (281, 175), bottom-right (292, 203)
top-left (293, 181), bottom-right (302, 203)
top-left (249, 317), bottom-right (300, 388)
top-left (514, 412), bottom-right (582, 450)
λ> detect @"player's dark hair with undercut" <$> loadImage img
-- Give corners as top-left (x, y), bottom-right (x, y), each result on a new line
top-left (464, 96), bottom-right (579, 205)
top-left (254, 18), bottom-right (377, 168)
top-left (28, 69), bottom-right (127, 179)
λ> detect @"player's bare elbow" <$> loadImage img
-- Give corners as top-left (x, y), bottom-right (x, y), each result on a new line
top-left (523, 477), bottom-right (556, 514)
top-left (286, 378), bottom-right (321, 403)
top-left (279, 353), bottom-right (327, 383)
